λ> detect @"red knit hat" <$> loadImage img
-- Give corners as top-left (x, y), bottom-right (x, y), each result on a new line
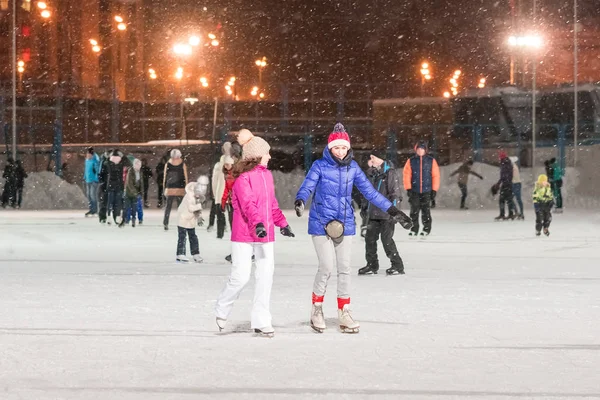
top-left (328, 123), bottom-right (351, 149)
top-left (499, 150), bottom-right (507, 160)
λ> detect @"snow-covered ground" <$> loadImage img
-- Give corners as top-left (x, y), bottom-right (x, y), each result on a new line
top-left (1, 209), bottom-right (600, 400)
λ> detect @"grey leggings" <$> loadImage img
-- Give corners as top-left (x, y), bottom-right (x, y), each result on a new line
top-left (312, 235), bottom-right (353, 299)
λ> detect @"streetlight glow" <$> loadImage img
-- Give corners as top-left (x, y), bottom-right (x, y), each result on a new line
top-left (40, 9), bottom-right (51, 18)
top-left (189, 36), bottom-right (200, 46)
top-left (443, 91), bottom-right (451, 98)
top-left (114, 15), bottom-right (123, 23)
top-left (17, 60), bottom-right (25, 67)
top-left (175, 67), bottom-right (183, 80)
top-left (208, 33), bottom-right (216, 40)
top-left (173, 43), bottom-right (192, 55)
top-left (508, 35), bottom-right (543, 48)
top-left (37, 1), bottom-right (47, 9)
top-left (421, 62), bottom-right (429, 69)
top-left (89, 39), bottom-right (98, 46)
top-left (117, 22), bottom-right (127, 31)
top-left (92, 45), bottom-right (101, 53)
top-left (255, 57), bottom-right (267, 67)
top-left (210, 39), bottom-right (219, 47)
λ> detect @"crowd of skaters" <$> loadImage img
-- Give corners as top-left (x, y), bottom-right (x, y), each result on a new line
top-left (2, 122), bottom-right (569, 336)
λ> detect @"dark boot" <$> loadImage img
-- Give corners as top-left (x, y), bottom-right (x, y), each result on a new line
top-left (358, 265), bottom-right (378, 275)
top-left (386, 266), bottom-right (405, 275)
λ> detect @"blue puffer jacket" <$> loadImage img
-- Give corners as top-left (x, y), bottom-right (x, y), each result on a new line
top-left (84, 154), bottom-right (100, 183)
top-left (296, 148), bottom-right (392, 236)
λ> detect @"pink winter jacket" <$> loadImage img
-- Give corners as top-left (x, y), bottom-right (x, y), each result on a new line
top-left (231, 165), bottom-right (288, 243)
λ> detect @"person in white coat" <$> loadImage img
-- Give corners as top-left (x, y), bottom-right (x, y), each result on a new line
top-left (509, 156), bottom-right (524, 220)
top-left (176, 182), bottom-right (204, 263)
top-left (207, 143), bottom-right (229, 238)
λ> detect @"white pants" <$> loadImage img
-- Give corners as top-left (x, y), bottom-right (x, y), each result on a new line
top-left (215, 242), bottom-right (275, 329)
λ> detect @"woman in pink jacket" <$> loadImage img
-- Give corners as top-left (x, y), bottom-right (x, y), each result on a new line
top-left (215, 132), bottom-right (294, 337)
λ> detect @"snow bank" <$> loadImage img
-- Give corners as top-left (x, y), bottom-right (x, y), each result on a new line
top-left (436, 163), bottom-right (593, 210)
top-left (272, 169), bottom-right (306, 209)
top-left (21, 172), bottom-right (88, 210)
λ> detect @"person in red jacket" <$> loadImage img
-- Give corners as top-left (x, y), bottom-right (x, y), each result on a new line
top-left (403, 141), bottom-right (440, 237)
top-left (220, 156), bottom-right (235, 228)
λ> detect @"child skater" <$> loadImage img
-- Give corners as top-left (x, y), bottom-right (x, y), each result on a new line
top-left (175, 181), bottom-right (205, 263)
top-left (295, 123), bottom-right (412, 334)
top-left (215, 132), bottom-right (295, 337)
top-left (533, 174), bottom-right (554, 236)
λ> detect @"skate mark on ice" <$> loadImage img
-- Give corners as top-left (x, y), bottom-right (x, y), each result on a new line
top-left (0, 327), bottom-right (222, 338)
top-left (25, 386), bottom-right (600, 397)
top-left (461, 344), bottom-right (600, 351)
top-left (215, 322), bottom-right (252, 336)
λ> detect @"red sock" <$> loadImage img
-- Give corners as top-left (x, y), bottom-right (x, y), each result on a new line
top-left (312, 293), bottom-right (324, 304)
top-left (337, 297), bottom-right (350, 309)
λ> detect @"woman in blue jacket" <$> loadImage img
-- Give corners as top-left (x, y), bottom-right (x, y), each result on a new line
top-left (295, 123), bottom-right (410, 334)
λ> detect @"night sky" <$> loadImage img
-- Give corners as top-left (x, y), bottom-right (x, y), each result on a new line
top-left (145, 0), bottom-right (598, 94)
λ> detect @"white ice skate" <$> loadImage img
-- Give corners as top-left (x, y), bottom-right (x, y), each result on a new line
top-left (176, 255), bottom-right (189, 263)
top-left (216, 317), bottom-right (226, 332)
top-left (254, 326), bottom-right (275, 338)
top-left (310, 302), bottom-right (326, 333)
top-left (192, 254), bottom-right (203, 263)
top-left (338, 305), bottom-right (360, 334)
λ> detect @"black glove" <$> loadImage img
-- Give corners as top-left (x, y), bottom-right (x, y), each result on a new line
top-left (280, 225), bottom-right (295, 237)
top-left (387, 205), bottom-right (402, 218)
top-left (294, 199), bottom-right (305, 217)
top-left (255, 223), bottom-right (267, 238)
top-left (387, 205), bottom-right (414, 230)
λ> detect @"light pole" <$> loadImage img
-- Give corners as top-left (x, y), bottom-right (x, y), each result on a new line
top-left (419, 62), bottom-right (431, 96)
top-left (11, 0), bottom-right (17, 160)
top-left (507, 34), bottom-right (542, 169)
top-left (573, 0), bottom-right (579, 167)
top-left (255, 56), bottom-right (267, 88)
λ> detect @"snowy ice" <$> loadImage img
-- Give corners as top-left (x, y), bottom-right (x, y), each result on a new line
top-left (1, 208), bottom-right (600, 399)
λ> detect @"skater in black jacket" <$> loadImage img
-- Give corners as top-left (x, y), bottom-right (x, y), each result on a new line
top-left (359, 154), bottom-right (405, 276)
top-left (140, 158), bottom-right (153, 208)
top-left (105, 149), bottom-right (127, 225)
top-left (495, 151), bottom-right (516, 220)
top-left (1, 158), bottom-right (17, 208)
top-left (15, 160), bottom-right (27, 208)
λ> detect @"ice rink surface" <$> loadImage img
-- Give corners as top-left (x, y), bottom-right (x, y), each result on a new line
top-left (1, 209), bottom-right (600, 400)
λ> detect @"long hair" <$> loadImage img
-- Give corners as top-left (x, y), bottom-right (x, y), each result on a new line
top-left (232, 157), bottom-right (261, 178)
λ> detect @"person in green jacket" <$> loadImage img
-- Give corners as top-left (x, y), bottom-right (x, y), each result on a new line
top-left (533, 174), bottom-right (554, 236)
top-left (549, 158), bottom-right (564, 212)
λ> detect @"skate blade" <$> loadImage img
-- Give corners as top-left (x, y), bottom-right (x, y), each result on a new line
top-left (253, 329), bottom-right (274, 338)
top-left (310, 322), bottom-right (325, 333)
top-left (216, 318), bottom-right (226, 332)
top-left (340, 325), bottom-right (360, 334)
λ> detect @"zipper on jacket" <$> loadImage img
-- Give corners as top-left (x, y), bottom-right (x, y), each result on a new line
top-left (337, 167), bottom-right (342, 218)
top-left (419, 156), bottom-right (423, 193)
top-left (261, 169), bottom-right (270, 241)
